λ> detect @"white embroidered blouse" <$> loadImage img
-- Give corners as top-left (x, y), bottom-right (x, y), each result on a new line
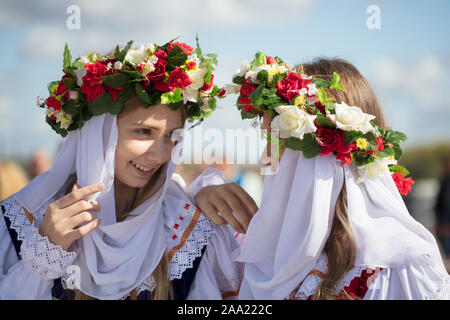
top-left (0, 168), bottom-right (243, 300)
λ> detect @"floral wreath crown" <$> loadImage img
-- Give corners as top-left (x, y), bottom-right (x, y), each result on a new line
top-left (231, 52), bottom-right (414, 196)
top-left (38, 37), bottom-right (226, 137)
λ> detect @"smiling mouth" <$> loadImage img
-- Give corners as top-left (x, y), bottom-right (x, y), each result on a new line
top-left (130, 161), bottom-right (153, 173)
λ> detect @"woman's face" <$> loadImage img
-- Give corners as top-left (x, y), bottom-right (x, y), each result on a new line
top-left (115, 103), bottom-right (184, 189)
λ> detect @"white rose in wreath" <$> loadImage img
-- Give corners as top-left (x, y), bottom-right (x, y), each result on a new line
top-left (271, 105), bottom-right (317, 140)
top-left (330, 102), bottom-right (375, 134)
top-left (124, 44), bottom-right (148, 65)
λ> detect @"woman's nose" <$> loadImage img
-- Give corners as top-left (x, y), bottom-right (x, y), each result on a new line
top-left (144, 138), bottom-right (171, 164)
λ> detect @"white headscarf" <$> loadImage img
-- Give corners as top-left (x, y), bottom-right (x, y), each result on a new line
top-left (13, 113), bottom-right (183, 300)
top-left (237, 148), bottom-right (447, 299)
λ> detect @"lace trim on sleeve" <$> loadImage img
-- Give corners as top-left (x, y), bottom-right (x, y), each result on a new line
top-left (116, 275), bottom-right (157, 300)
top-left (22, 227), bottom-right (78, 280)
top-left (2, 197), bottom-right (78, 280)
top-left (290, 253), bottom-right (369, 300)
top-left (167, 206), bottom-right (216, 280)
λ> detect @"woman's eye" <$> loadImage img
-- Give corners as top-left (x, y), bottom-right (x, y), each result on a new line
top-left (136, 128), bottom-right (151, 135)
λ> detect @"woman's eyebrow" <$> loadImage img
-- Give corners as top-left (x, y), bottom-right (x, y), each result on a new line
top-left (131, 121), bottom-right (159, 129)
top-left (131, 122), bottom-right (183, 132)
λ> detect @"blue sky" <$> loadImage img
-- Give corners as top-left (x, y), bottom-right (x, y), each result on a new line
top-left (0, 0), bottom-right (449, 160)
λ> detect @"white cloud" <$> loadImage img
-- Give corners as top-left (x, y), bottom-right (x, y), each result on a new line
top-left (370, 55), bottom-right (449, 109)
top-left (14, 0), bottom-right (311, 58)
top-left (2, 0), bottom-right (312, 28)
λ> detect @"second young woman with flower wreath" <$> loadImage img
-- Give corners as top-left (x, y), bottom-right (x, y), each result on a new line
top-left (229, 54), bottom-right (449, 300)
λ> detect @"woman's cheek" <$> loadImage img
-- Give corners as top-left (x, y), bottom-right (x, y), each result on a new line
top-left (125, 139), bottom-right (153, 158)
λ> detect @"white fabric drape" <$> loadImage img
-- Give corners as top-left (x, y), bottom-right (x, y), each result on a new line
top-left (237, 148), bottom-right (448, 299)
top-left (12, 113), bottom-right (183, 300)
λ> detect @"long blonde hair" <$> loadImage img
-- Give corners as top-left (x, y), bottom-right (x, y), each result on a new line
top-left (299, 58), bottom-right (387, 300)
top-left (74, 95), bottom-right (185, 300)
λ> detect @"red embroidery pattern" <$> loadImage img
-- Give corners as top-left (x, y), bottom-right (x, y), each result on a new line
top-left (222, 288), bottom-right (240, 299)
top-left (23, 207), bottom-right (35, 225)
top-left (168, 208), bottom-right (202, 262)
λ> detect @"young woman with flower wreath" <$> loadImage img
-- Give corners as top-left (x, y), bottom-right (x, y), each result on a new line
top-left (228, 55), bottom-right (450, 300)
top-left (0, 39), bottom-right (257, 300)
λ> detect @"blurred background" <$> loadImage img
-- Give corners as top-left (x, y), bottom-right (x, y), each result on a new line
top-left (0, 0), bottom-right (449, 267)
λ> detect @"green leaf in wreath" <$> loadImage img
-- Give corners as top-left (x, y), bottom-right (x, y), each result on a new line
top-left (119, 40), bottom-right (134, 62)
top-left (317, 87), bottom-right (333, 104)
top-left (114, 45), bottom-right (121, 60)
top-left (194, 34), bottom-right (204, 60)
top-left (344, 130), bottom-right (363, 145)
top-left (284, 137), bottom-right (302, 150)
top-left (315, 114), bottom-right (336, 128)
top-left (313, 77), bottom-right (330, 88)
top-left (117, 84), bottom-right (134, 103)
top-left (108, 101), bottom-right (123, 115)
top-left (250, 52), bottom-right (267, 69)
top-left (47, 81), bottom-right (60, 95)
top-left (384, 130), bottom-right (407, 144)
top-left (389, 164), bottom-right (410, 176)
top-left (102, 73), bottom-right (130, 89)
top-left (167, 45), bottom-right (188, 70)
top-left (63, 43), bottom-right (72, 71)
top-left (233, 75), bottom-right (245, 85)
top-left (330, 72), bottom-right (345, 91)
top-left (392, 143), bottom-right (403, 160)
top-left (88, 92), bottom-right (111, 115)
top-left (240, 109), bottom-right (258, 119)
top-left (257, 70), bottom-right (269, 83)
top-left (62, 76), bottom-right (76, 90)
top-left (211, 85), bottom-right (221, 97)
top-left (61, 101), bottom-right (79, 114)
top-left (248, 83), bottom-right (265, 104)
top-left (135, 83), bottom-right (151, 106)
top-left (46, 116), bottom-right (68, 137)
top-left (285, 134), bottom-right (321, 158)
top-left (376, 146), bottom-right (395, 158)
top-left (299, 134), bottom-right (322, 158)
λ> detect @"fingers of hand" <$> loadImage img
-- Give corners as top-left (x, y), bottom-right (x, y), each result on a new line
top-left (220, 187), bottom-right (254, 232)
top-left (66, 211), bottom-right (99, 230)
top-left (200, 201), bottom-right (227, 225)
top-left (67, 218), bottom-right (101, 242)
top-left (55, 183), bottom-right (104, 209)
top-left (228, 183), bottom-right (259, 216)
top-left (212, 196), bottom-right (245, 233)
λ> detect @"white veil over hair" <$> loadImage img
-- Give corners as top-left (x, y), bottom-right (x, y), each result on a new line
top-left (13, 112), bottom-right (184, 300)
top-left (236, 148), bottom-right (448, 300)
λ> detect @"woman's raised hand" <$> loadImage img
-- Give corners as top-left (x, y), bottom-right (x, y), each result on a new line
top-left (38, 183), bottom-right (103, 251)
top-left (195, 183), bottom-right (258, 233)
